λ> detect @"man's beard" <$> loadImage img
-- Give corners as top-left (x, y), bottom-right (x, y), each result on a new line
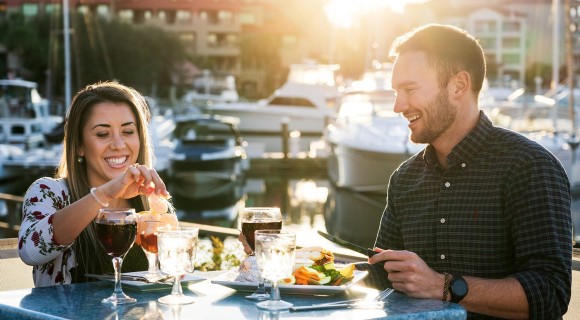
top-left (410, 90), bottom-right (458, 144)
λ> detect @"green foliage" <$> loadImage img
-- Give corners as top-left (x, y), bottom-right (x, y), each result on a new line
top-left (0, 13), bottom-right (51, 82)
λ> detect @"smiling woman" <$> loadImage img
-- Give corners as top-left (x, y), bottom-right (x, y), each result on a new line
top-left (17, 81), bottom-right (174, 288)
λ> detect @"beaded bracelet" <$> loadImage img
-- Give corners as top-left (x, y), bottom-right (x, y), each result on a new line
top-left (442, 272), bottom-right (452, 301)
top-left (90, 187), bottom-right (109, 207)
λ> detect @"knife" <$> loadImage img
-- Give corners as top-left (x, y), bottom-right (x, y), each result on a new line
top-left (317, 230), bottom-right (378, 257)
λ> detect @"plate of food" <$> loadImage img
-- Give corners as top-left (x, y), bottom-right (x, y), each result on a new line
top-left (211, 247), bottom-right (368, 296)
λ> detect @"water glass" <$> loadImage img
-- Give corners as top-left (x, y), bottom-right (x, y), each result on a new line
top-left (255, 230), bottom-right (296, 311)
top-left (241, 207), bottom-right (282, 301)
top-left (157, 226), bottom-right (199, 305)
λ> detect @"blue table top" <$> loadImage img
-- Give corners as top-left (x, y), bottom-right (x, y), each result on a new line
top-left (0, 272), bottom-right (466, 320)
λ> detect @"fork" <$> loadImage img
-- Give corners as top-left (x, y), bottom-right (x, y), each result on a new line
top-left (288, 288), bottom-right (395, 312)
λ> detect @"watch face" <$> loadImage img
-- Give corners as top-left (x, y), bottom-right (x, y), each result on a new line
top-left (451, 278), bottom-right (468, 296)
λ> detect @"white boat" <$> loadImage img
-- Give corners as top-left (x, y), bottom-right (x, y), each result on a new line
top-left (0, 79), bottom-right (63, 149)
top-left (181, 70), bottom-right (239, 107)
top-left (206, 63), bottom-right (341, 155)
top-left (325, 88), bottom-right (424, 193)
top-left (0, 97), bottom-right (175, 178)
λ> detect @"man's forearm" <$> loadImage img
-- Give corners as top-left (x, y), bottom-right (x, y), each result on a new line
top-left (461, 276), bottom-right (528, 319)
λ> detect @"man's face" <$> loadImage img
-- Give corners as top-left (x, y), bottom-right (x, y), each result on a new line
top-left (391, 51), bottom-right (457, 144)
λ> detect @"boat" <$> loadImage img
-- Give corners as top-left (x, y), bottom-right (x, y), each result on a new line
top-left (324, 87), bottom-right (424, 193)
top-left (0, 96), bottom-right (175, 179)
top-left (0, 79), bottom-right (63, 149)
top-left (168, 114), bottom-right (249, 199)
top-left (206, 62), bottom-right (342, 155)
top-left (181, 70), bottom-right (239, 108)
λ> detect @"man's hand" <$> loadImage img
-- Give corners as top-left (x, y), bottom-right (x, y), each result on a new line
top-left (369, 249), bottom-right (445, 300)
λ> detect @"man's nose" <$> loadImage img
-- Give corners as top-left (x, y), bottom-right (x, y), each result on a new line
top-left (393, 95), bottom-right (407, 114)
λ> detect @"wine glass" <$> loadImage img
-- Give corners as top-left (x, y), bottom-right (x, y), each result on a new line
top-left (135, 211), bottom-right (178, 281)
top-left (95, 208), bottom-right (138, 306)
top-left (240, 207), bottom-right (282, 300)
top-left (255, 230), bottom-right (296, 311)
top-left (157, 226), bottom-right (199, 305)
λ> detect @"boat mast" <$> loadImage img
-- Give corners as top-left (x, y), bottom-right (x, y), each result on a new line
top-left (63, 0), bottom-right (72, 108)
top-left (552, 0), bottom-right (561, 91)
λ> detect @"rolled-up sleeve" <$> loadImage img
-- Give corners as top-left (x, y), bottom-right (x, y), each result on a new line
top-left (507, 153), bottom-right (572, 319)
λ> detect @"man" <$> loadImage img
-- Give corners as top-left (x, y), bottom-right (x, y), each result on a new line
top-left (366, 24), bottom-right (572, 319)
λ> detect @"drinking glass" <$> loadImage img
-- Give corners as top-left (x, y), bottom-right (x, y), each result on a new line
top-left (135, 212), bottom-right (179, 281)
top-left (157, 226), bottom-right (199, 305)
top-left (255, 230), bottom-right (296, 311)
top-left (95, 208), bottom-right (138, 306)
top-left (240, 207), bottom-right (282, 300)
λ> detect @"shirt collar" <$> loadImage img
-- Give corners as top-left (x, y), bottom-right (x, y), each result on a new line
top-left (423, 111), bottom-right (494, 169)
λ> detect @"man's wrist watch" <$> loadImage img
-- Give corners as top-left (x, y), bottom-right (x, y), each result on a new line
top-left (449, 274), bottom-right (468, 303)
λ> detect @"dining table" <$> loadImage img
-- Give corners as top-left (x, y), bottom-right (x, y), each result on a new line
top-left (0, 270), bottom-right (467, 320)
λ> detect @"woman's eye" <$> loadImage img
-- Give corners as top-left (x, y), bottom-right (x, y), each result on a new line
top-left (96, 132), bottom-right (109, 138)
top-left (123, 130), bottom-right (135, 135)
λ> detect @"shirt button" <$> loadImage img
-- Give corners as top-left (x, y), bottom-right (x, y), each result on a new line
top-left (440, 218), bottom-right (446, 223)
top-left (440, 254), bottom-right (446, 260)
top-left (445, 182), bottom-right (451, 187)
top-left (461, 163), bottom-right (466, 168)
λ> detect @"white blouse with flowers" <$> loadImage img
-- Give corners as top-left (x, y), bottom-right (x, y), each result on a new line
top-left (18, 177), bottom-right (75, 287)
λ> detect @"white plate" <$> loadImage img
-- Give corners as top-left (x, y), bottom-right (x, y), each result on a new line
top-left (211, 270), bottom-right (367, 296)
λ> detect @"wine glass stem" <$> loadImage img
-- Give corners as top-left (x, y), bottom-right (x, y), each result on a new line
top-left (145, 251), bottom-right (159, 274)
top-left (270, 281), bottom-right (281, 302)
top-left (172, 275), bottom-right (183, 296)
top-left (256, 276), bottom-right (267, 294)
top-left (112, 256), bottom-right (124, 296)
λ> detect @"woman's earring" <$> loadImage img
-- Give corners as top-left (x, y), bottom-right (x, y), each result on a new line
top-left (77, 156), bottom-right (83, 163)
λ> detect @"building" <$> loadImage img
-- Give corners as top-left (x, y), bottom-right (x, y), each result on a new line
top-left (1, 0), bottom-right (310, 98)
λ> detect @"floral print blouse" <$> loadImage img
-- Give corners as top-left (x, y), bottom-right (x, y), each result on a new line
top-left (18, 177), bottom-right (74, 287)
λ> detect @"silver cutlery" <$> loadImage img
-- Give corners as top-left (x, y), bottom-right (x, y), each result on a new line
top-left (85, 273), bottom-right (173, 284)
top-left (289, 288), bottom-right (395, 312)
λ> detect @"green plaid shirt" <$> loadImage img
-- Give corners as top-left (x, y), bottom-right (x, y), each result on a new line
top-left (367, 112), bottom-right (572, 319)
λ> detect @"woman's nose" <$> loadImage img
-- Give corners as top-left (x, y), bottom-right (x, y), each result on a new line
top-left (110, 134), bottom-right (126, 149)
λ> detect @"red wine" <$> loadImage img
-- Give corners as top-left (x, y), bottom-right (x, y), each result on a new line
top-left (139, 233), bottom-right (158, 254)
top-left (241, 221), bottom-right (282, 251)
top-left (96, 221), bottom-right (137, 257)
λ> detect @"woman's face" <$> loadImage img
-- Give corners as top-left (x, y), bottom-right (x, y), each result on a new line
top-left (79, 102), bottom-right (140, 187)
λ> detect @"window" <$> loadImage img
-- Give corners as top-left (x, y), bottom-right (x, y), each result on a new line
top-left (118, 9), bottom-right (134, 23)
top-left (503, 21), bottom-right (521, 32)
top-left (478, 37), bottom-right (495, 50)
top-left (502, 53), bottom-right (520, 64)
top-left (218, 10), bottom-right (234, 24)
top-left (474, 20), bottom-right (497, 33)
top-left (176, 10), bottom-right (192, 24)
top-left (502, 38), bottom-right (520, 48)
top-left (22, 4), bottom-right (38, 17)
top-left (239, 12), bottom-right (256, 25)
top-left (45, 4), bottom-right (61, 15)
top-left (96, 5), bottom-right (109, 18)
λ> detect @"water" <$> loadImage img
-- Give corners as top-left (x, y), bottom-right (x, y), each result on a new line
top-left (2, 166), bottom-right (579, 248)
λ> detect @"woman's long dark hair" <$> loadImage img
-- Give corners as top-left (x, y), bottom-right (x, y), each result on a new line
top-left (56, 81), bottom-right (153, 282)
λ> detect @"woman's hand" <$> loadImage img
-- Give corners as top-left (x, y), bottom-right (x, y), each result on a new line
top-left (99, 163), bottom-right (169, 203)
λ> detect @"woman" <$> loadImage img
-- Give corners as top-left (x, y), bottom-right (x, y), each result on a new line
top-left (18, 81), bottom-right (171, 287)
